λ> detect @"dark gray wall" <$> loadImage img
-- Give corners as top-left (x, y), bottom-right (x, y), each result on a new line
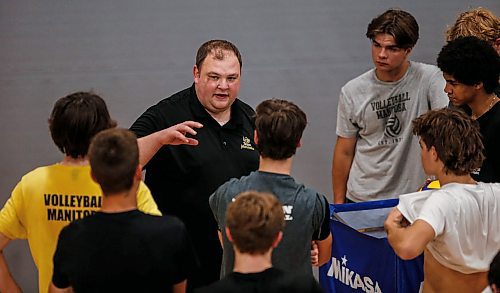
top-left (1, 1), bottom-right (498, 291)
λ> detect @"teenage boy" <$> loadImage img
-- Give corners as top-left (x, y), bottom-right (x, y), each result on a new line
top-left (210, 99), bottom-right (332, 278)
top-left (0, 92), bottom-right (160, 293)
top-left (437, 36), bottom-right (500, 182)
top-left (332, 9), bottom-right (448, 203)
top-left (199, 191), bottom-right (322, 293)
top-left (50, 128), bottom-right (197, 293)
top-left (384, 108), bottom-right (500, 292)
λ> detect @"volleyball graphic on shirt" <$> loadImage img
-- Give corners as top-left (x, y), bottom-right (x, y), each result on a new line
top-left (384, 112), bottom-right (402, 138)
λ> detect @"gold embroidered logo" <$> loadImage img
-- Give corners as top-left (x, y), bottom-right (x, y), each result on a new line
top-left (240, 136), bottom-right (255, 151)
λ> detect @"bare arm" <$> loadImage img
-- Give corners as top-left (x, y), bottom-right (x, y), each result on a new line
top-left (48, 282), bottom-right (73, 293)
top-left (316, 234), bottom-right (333, 266)
top-left (332, 136), bottom-right (357, 204)
top-left (384, 208), bottom-right (435, 260)
top-left (0, 233), bottom-right (21, 293)
top-left (172, 280), bottom-right (187, 293)
top-left (137, 121), bottom-right (203, 166)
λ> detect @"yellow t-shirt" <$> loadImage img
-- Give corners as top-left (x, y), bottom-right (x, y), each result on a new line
top-left (0, 164), bottom-right (161, 293)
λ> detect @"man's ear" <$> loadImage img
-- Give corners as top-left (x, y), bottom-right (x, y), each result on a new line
top-left (271, 231), bottom-right (283, 248)
top-left (193, 65), bottom-right (200, 83)
top-left (225, 227), bottom-right (233, 243)
top-left (297, 139), bottom-right (302, 148)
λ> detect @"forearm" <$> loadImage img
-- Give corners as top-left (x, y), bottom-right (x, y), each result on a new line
top-left (385, 226), bottom-right (410, 258)
top-left (385, 219), bottom-right (432, 260)
top-left (332, 155), bottom-right (354, 204)
top-left (0, 252), bottom-right (21, 293)
top-left (332, 137), bottom-right (356, 204)
top-left (137, 132), bottom-right (163, 166)
top-left (317, 234), bottom-right (333, 266)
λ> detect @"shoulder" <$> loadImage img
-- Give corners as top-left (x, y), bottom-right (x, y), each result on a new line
top-left (216, 173), bottom-right (253, 195)
top-left (211, 176), bottom-right (246, 204)
top-left (419, 187), bottom-right (458, 216)
top-left (342, 68), bottom-right (375, 90)
top-left (19, 165), bottom-right (54, 181)
top-left (234, 99), bottom-right (255, 113)
top-left (195, 275), bottom-right (238, 293)
top-left (301, 186), bottom-right (327, 203)
top-left (425, 187), bottom-right (456, 204)
top-left (139, 212), bottom-right (183, 226)
top-left (147, 86), bottom-right (193, 113)
top-left (16, 164), bottom-right (80, 191)
top-left (409, 61), bottom-right (442, 78)
top-left (233, 99), bottom-right (256, 124)
top-left (58, 215), bottom-right (89, 239)
top-left (271, 269), bottom-right (322, 292)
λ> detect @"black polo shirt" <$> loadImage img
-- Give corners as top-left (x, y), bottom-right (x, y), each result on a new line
top-left (130, 84), bottom-right (259, 288)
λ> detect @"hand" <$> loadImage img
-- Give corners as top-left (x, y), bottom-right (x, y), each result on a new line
top-left (310, 241), bottom-right (319, 266)
top-left (157, 121), bottom-right (203, 146)
top-left (384, 207), bottom-right (405, 231)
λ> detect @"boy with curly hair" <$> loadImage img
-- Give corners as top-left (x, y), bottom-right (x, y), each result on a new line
top-left (385, 108), bottom-right (500, 292)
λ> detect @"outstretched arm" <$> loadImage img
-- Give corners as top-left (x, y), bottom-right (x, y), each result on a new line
top-left (137, 121), bottom-right (203, 166)
top-left (332, 136), bottom-right (357, 204)
top-left (0, 233), bottom-right (21, 293)
top-left (384, 208), bottom-right (434, 260)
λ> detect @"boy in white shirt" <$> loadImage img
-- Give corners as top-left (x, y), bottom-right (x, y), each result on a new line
top-left (384, 108), bottom-right (500, 293)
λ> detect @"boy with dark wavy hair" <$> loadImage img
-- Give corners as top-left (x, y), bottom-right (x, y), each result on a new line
top-left (385, 108), bottom-right (500, 292)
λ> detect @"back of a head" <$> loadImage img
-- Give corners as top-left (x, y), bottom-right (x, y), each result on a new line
top-left (366, 9), bottom-right (419, 48)
top-left (196, 39), bottom-right (242, 70)
top-left (489, 251), bottom-right (500, 290)
top-left (412, 108), bottom-right (484, 175)
top-left (88, 128), bottom-right (139, 195)
top-left (49, 92), bottom-right (116, 159)
top-left (226, 191), bottom-right (285, 254)
top-left (437, 36), bottom-right (500, 94)
top-left (255, 99), bottom-right (307, 160)
top-left (446, 7), bottom-right (499, 43)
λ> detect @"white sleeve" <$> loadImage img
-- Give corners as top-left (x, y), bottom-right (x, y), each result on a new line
top-left (416, 191), bottom-right (450, 238)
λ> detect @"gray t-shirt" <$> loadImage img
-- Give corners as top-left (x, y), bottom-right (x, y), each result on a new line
top-left (209, 171), bottom-right (330, 277)
top-left (336, 61), bottom-right (448, 201)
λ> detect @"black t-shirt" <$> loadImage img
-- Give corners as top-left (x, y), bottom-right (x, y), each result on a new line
top-left (473, 102), bottom-right (500, 183)
top-left (52, 210), bottom-right (198, 293)
top-left (195, 267), bottom-right (323, 293)
top-left (130, 85), bottom-right (259, 287)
